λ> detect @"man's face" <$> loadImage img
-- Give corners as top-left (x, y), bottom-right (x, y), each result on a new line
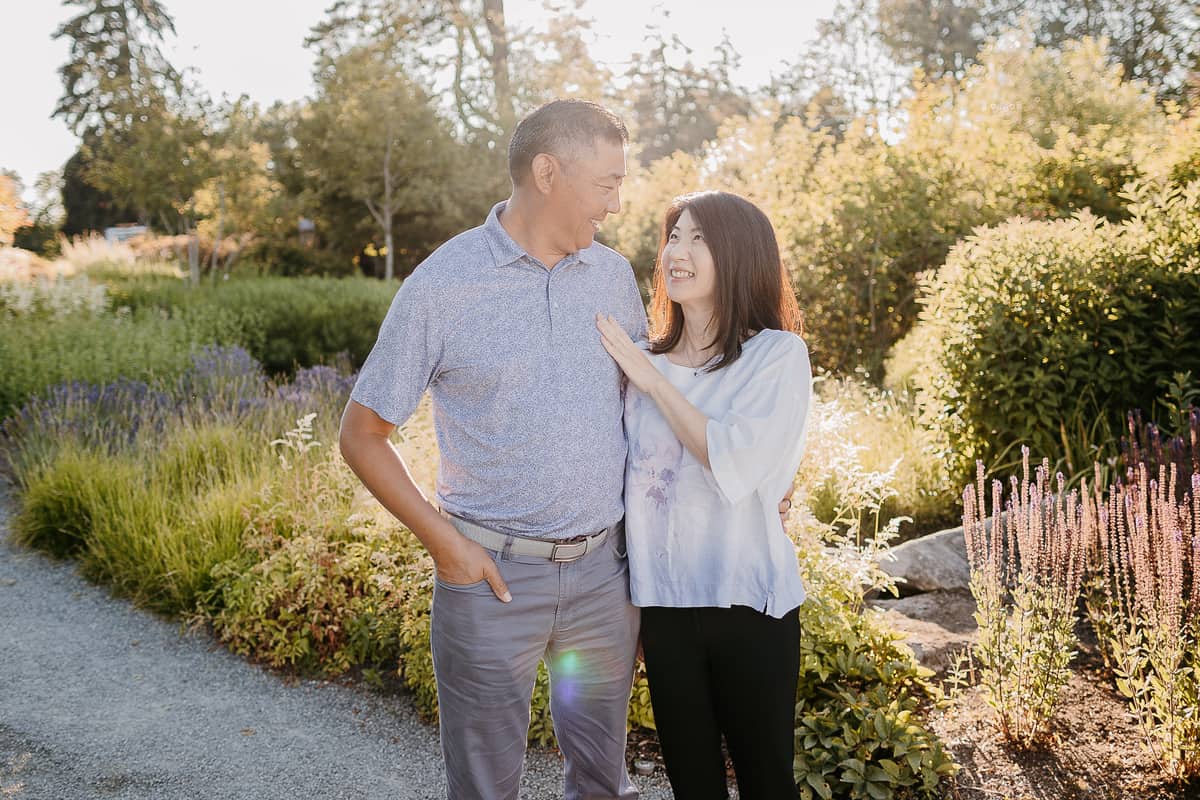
top-left (554, 138), bottom-right (626, 252)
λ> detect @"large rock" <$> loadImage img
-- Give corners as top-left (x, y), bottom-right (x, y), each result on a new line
top-left (881, 525), bottom-right (972, 594)
top-left (869, 590), bottom-right (978, 673)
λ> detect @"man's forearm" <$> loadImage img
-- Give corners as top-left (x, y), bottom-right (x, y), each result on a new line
top-left (338, 413), bottom-right (462, 561)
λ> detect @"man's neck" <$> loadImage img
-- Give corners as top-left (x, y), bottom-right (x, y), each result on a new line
top-left (499, 194), bottom-right (570, 270)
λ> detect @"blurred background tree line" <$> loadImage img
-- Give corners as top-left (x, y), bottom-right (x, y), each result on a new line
top-left (6, 0), bottom-right (1200, 376)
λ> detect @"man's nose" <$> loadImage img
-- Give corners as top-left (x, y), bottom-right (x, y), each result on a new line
top-left (607, 188), bottom-right (621, 215)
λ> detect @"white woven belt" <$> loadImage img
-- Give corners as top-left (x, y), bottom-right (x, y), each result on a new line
top-left (443, 513), bottom-right (615, 562)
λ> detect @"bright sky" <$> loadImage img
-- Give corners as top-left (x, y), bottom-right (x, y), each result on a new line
top-left (1, 0), bottom-right (837, 200)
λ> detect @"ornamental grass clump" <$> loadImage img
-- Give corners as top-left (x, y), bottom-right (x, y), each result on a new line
top-left (1088, 462), bottom-right (1200, 778)
top-left (961, 447), bottom-right (1088, 746)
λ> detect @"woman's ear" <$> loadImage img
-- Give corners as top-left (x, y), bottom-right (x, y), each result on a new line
top-left (531, 153), bottom-right (558, 195)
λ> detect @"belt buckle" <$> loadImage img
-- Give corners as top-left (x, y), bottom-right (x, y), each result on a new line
top-left (550, 535), bottom-right (589, 562)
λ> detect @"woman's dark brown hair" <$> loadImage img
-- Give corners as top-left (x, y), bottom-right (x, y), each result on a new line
top-left (649, 191), bottom-right (802, 372)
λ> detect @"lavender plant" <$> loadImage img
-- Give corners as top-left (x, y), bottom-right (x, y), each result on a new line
top-left (961, 447), bottom-right (1088, 745)
top-left (1089, 462), bottom-right (1200, 778)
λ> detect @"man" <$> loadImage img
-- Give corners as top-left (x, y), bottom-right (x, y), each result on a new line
top-left (339, 99), bottom-right (643, 800)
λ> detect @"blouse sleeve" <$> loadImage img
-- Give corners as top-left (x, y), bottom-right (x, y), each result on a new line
top-left (705, 335), bottom-right (812, 505)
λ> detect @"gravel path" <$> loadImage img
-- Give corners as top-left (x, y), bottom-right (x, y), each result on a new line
top-left (0, 496), bottom-right (674, 800)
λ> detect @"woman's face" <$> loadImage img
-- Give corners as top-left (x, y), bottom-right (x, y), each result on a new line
top-left (662, 208), bottom-right (717, 307)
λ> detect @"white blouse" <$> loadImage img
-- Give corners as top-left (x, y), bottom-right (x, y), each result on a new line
top-left (623, 329), bottom-right (812, 618)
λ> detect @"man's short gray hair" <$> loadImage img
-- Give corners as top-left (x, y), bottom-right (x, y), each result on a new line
top-left (508, 99), bottom-right (628, 186)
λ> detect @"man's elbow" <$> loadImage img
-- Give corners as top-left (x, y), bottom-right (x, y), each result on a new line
top-left (338, 400), bottom-right (393, 465)
top-left (338, 402), bottom-right (365, 465)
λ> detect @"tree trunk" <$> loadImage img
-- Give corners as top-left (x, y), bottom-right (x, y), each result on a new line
top-left (209, 182), bottom-right (224, 281)
top-left (482, 0), bottom-right (514, 140)
top-left (187, 217), bottom-right (200, 286)
top-left (385, 226), bottom-right (395, 283)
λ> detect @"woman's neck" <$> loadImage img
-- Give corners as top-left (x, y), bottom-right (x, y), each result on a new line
top-left (675, 304), bottom-right (718, 366)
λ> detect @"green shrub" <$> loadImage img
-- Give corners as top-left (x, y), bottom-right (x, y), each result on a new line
top-left (0, 314), bottom-right (208, 422)
top-left (0, 275), bottom-right (394, 421)
top-left (240, 240), bottom-right (357, 278)
top-left (793, 596), bottom-right (957, 800)
top-left (207, 524), bottom-right (415, 675)
top-left (899, 182), bottom-right (1200, 482)
top-left (107, 275), bottom-right (394, 375)
top-left (1, 351), bottom-right (355, 613)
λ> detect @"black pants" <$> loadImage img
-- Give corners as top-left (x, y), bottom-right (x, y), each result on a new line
top-left (640, 604), bottom-right (801, 800)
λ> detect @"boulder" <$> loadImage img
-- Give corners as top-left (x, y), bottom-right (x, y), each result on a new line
top-left (881, 525), bottom-right (972, 594)
top-left (869, 590), bottom-right (978, 673)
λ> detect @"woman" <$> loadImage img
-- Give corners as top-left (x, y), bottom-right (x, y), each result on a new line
top-left (596, 191), bottom-right (811, 799)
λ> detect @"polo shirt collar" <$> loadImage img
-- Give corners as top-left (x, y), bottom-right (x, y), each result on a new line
top-left (483, 201), bottom-right (596, 268)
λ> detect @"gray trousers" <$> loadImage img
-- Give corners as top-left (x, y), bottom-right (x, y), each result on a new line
top-left (431, 523), bottom-right (640, 800)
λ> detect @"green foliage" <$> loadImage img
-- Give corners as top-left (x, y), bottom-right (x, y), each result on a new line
top-left (12, 426), bottom-right (265, 612)
top-left (805, 375), bottom-right (959, 540)
top-left (793, 596), bottom-right (957, 799)
top-left (207, 524), bottom-right (414, 675)
top-left (156, 276), bottom-right (392, 375)
top-left (901, 182), bottom-right (1200, 482)
top-left (789, 451), bottom-right (958, 798)
top-left (240, 240), bottom-right (356, 278)
top-left (0, 276), bottom-right (394, 420)
top-left (0, 313), bottom-right (207, 422)
top-left (12, 448), bottom-right (125, 557)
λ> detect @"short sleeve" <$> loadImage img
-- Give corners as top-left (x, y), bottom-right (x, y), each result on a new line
top-left (349, 272), bottom-right (441, 426)
top-left (705, 336), bottom-right (812, 505)
top-left (621, 257), bottom-right (649, 341)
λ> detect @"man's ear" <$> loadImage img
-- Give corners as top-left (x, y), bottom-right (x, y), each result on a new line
top-left (531, 153), bottom-right (558, 195)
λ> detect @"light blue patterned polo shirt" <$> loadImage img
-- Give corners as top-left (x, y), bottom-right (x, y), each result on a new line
top-left (351, 201), bottom-right (647, 539)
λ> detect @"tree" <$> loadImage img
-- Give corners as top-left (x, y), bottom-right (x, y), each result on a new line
top-left (61, 146), bottom-right (135, 236)
top-left (877, 0), bottom-right (986, 81)
top-left (876, 1), bottom-right (1200, 102)
top-left (85, 88), bottom-right (215, 282)
top-left (0, 172), bottom-right (30, 247)
top-left (299, 44), bottom-right (471, 280)
top-left (54, 0), bottom-right (181, 138)
top-left (194, 98), bottom-right (287, 273)
top-left (308, 0), bottom-right (516, 144)
top-left (617, 22), bottom-right (753, 165)
top-left (775, 0), bottom-right (912, 130)
top-left (12, 171), bottom-right (66, 256)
